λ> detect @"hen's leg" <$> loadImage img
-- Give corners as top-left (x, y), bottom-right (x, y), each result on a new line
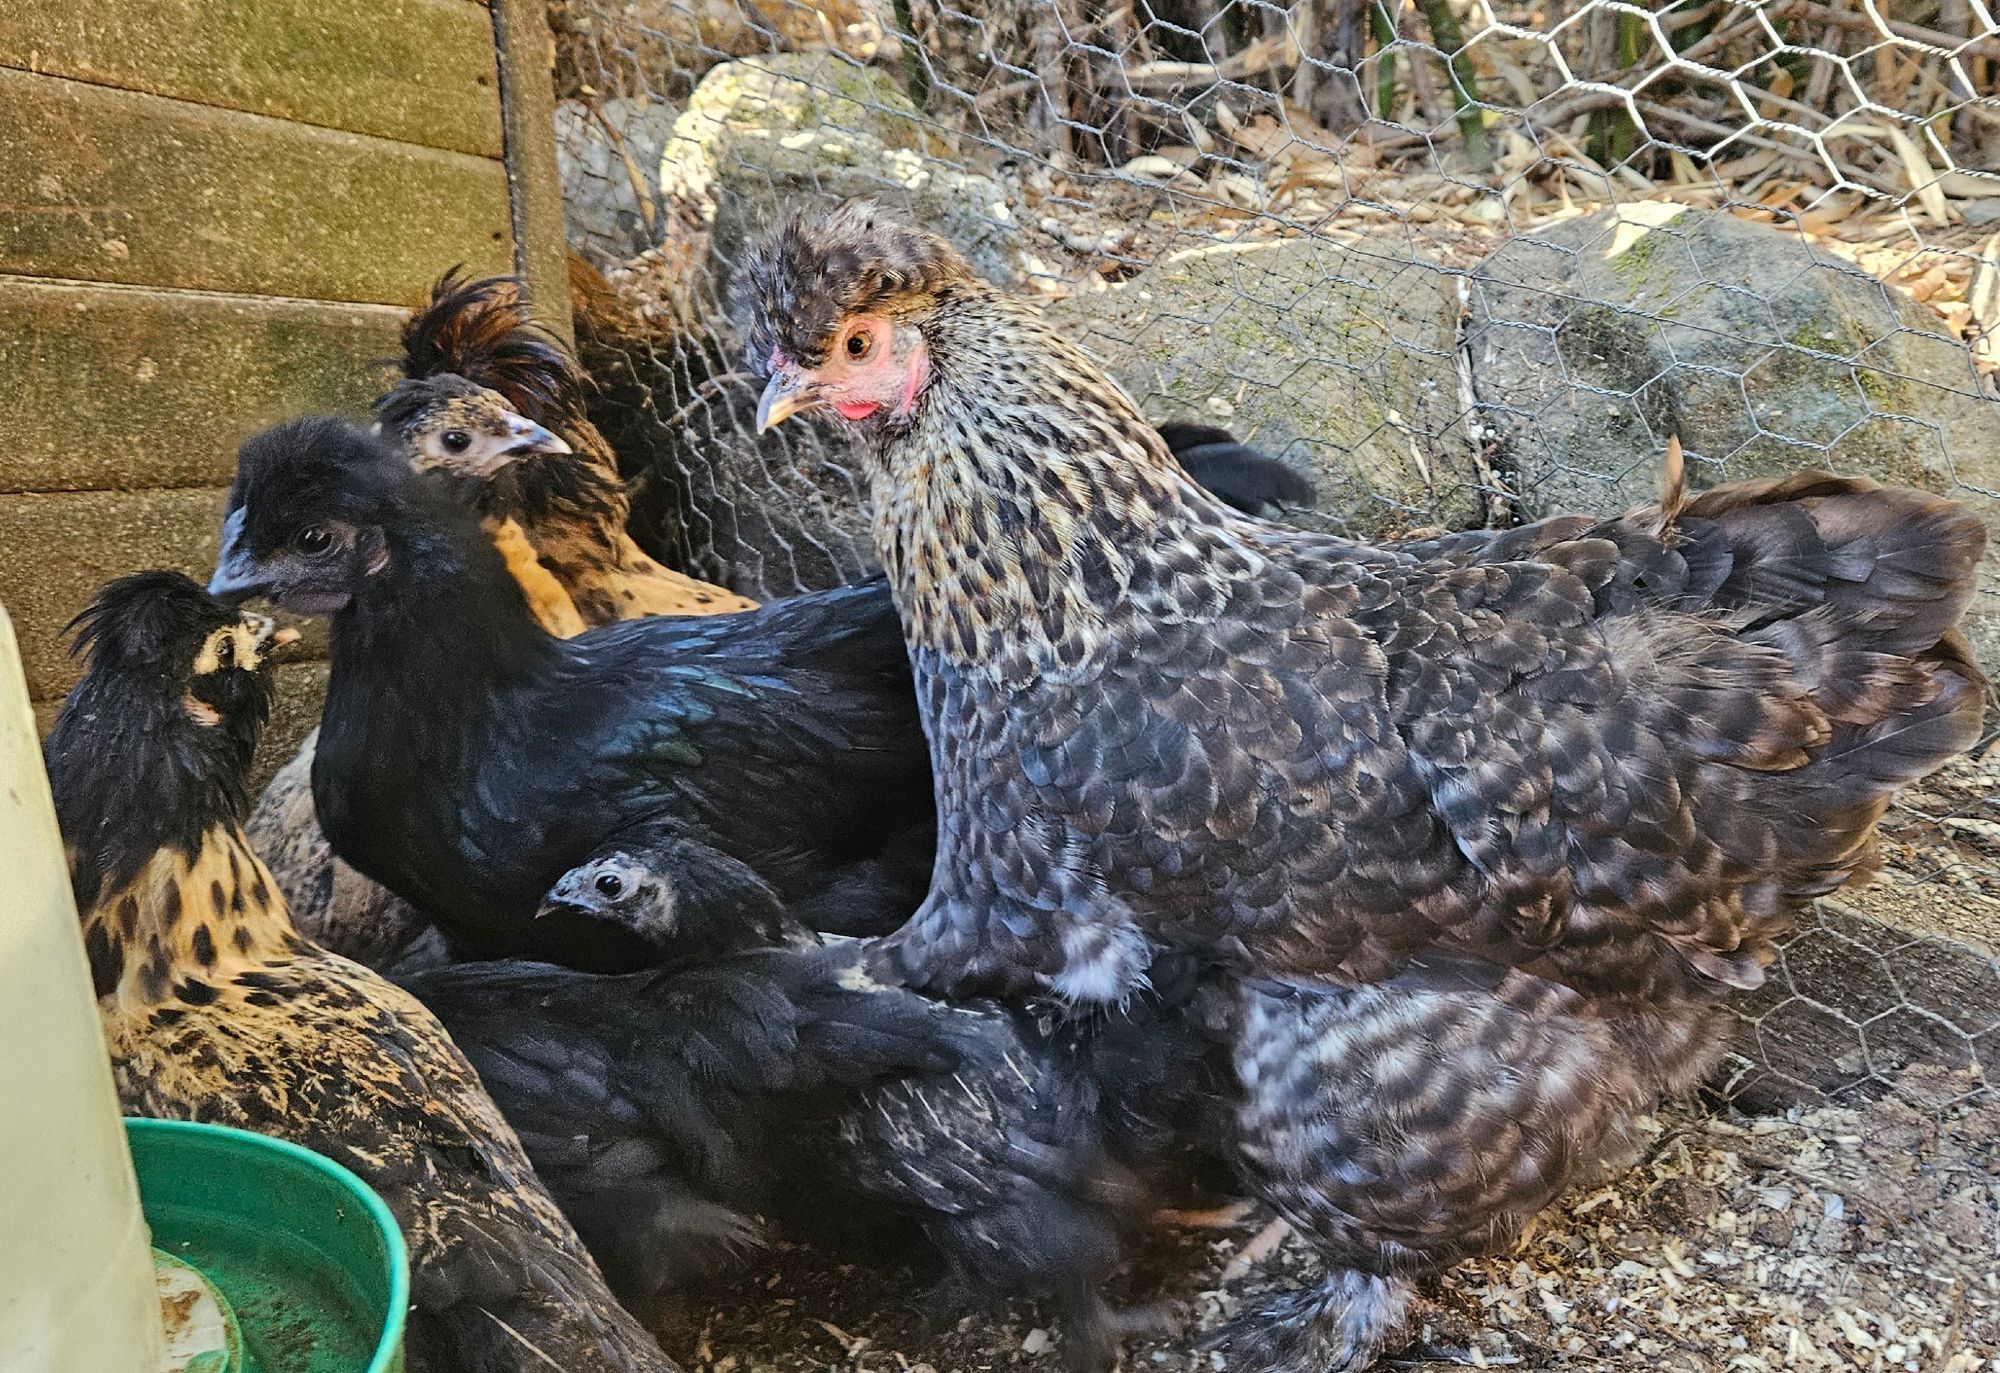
top-left (1213, 974), bottom-right (1722, 1373)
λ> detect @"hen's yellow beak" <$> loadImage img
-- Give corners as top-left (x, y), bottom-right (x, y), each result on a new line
top-left (755, 368), bottom-right (820, 433)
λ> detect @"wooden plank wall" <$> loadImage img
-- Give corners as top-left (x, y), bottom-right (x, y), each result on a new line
top-left (0, 0), bottom-right (567, 777)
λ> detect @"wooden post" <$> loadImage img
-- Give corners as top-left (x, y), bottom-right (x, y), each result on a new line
top-left (491, 0), bottom-right (574, 346)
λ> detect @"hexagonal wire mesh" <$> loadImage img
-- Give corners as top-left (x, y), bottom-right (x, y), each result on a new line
top-left (545, 0), bottom-right (1998, 1352)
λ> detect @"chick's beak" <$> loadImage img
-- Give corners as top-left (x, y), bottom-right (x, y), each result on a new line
top-left (756, 367), bottom-right (821, 433)
top-left (207, 507), bottom-right (268, 604)
top-left (504, 413), bottom-right (572, 457)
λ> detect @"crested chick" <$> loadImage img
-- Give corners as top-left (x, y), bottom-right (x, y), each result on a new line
top-left (380, 270), bottom-right (759, 622)
top-left (45, 571), bottom-right (677, 1373)
top-left (210, 417), bottom-right (933, 970)
top-left (739, 202), bottom-right (1989, 1370)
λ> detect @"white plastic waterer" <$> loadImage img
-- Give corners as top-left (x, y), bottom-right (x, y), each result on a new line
top-left (0, 605), bottom-right (162, 1373)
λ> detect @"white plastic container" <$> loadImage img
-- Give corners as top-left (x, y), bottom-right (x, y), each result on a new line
top-left (0, 606), bottom-right (160, 1373)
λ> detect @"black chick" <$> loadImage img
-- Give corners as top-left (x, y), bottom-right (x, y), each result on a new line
top-left (44, 571), bottom-right (676, 1373)
top-left (534, 823), bottom-right (805, 967)
top-left (430, 834), bottom-right (1160, 1372)
top-left (208, 416), bottom-right (932, 970)
top-left (1152, 422), bottom-right (1316, 518)
top-left (394, 949), bottom-right (954, 1319)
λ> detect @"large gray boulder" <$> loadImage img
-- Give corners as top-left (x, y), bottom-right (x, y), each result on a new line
top-left (555, 97), bottom-right (681, 264)
top-left (658, 53), bottom-right (1031, 298)
top-left (1045, 237), bottom-right (1486, 538)
top-left (1466, 204), bottom-right (2000, 666)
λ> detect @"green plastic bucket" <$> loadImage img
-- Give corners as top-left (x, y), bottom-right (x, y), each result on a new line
top-left (126, 1119), bottom-right (408, 1373)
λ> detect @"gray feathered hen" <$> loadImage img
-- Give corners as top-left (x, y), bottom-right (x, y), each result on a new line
top-left (739, 202), bottom-right (1989, 1370)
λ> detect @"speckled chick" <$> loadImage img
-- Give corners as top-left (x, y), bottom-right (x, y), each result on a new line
top-left (738, 201), bottom-right (1989, 1370)
top-left (46, 571), bottom-right (678, 1373)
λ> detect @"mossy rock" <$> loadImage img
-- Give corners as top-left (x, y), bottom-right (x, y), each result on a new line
top-left (658, 54), bottom-right (1028, 296)
top-left (1466, 205), bottom-right (2000, 668)
top-left (1046, 237), bottom-right (1483, 539)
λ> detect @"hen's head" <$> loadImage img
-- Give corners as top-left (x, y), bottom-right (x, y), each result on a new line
top-left (373, 374), bottom-right (571, 479)
top-left (63, 570), bottom-right (291, 757)
top-left (736, 200), bottom-right (975, 435)
top-left (209, 417), bottom-right (433, 617)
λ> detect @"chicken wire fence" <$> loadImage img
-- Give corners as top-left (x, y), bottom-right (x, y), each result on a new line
top-left (541, 0), bottom-right (2000, 1118)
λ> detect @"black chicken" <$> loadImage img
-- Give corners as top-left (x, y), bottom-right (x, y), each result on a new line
top-left (395, 950), bottom-right (955, 1318)
top-left (44, 572), bottom-right (676, 1373)
top-left (207, 417), bottom-right (932, 969)
top-left (739, 202), bottom-right (1989, 1370)
top-left (1152, 421), bottom-right (1316, 519)
top-left (411, 833), bottom-right (1161, 1370)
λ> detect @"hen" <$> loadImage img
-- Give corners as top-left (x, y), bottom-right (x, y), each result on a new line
top-left (252, 274), bottom-right (757, 969)
top-left (44, 572), bottom-right (676, 1373)
top-left (740, 202), bottom-right (1989, 1369)
top-left (209, 417), bottom-right (933, 969)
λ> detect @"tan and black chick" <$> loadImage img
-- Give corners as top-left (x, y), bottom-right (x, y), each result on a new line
top-left (45, 571), bottom-right (678, 1373)
top-left (378, 269), bottom-right (759, 623)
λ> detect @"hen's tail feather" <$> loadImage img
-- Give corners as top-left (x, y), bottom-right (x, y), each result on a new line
top-left (1664, 474), bottom-right (1988, 911)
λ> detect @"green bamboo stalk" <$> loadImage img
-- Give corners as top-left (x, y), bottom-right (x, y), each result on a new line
top-left (1414, 0), bottom-right (1492, 168)
top-left (1371, 0), bottom-right (1400, 121)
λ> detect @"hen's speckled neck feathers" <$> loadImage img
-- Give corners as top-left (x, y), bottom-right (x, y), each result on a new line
top-left (875, 291), bottom-right (1245, 676)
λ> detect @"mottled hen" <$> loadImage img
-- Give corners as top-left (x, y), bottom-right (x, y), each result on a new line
top-left (209, 417), bottom-right (932, 970)
top-left (740, 202), bottom-right (1989, 1369)
top-left (45, 572), bottom-right (676, 1373)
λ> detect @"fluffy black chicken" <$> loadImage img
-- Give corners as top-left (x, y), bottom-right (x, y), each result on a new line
top-left (208, 417), bottom-right (932, 969)
top-left (410, 840), bottom-right (1160, 1368)
top-left (395, 949), bottom-right (955, 1318)
top-left (1152, 421), bottom-right (1316, 519)
top-left (254, 272), bottom-right (769, 970)
top-left (44, 572), bottom-right (676, 1373)
top-left (740, 202), bottom-right (1990, 1369)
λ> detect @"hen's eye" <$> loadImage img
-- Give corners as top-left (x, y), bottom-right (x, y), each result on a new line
top-left (441, 430), bottom-right (472, 454)
top-left (295, 525), bottom-right (334, 555)
top-left (214, 635), bottom-right (235, 667)
top-left (594, 872), bottom-right (625, 899)
top-left (845, 331), bottom-right (872, 361)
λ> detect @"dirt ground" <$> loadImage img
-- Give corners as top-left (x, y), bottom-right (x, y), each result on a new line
top-left (654, 1066), bottom-right (1998, 1373)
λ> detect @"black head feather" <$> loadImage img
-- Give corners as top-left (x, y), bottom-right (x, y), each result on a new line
top-left (213, 417), bottom-right (481, 618)
top-left (48, 571), bottom-right (280, 905)
top-left (401, 268), bottom-right (582, 421)
top-left (736, 200), bottom-right (976, 372)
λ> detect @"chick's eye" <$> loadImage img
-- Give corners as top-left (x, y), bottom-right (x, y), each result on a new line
top-left (214, 635), bottom-right (234, 666)
top-left (441, 430), bottom-right (471, 454)
top-left (845, 331), bottom-right (873, 361)
top-left (594, 872), bottom-right (624, 899)
top-left (295, 525), bottom-right (334, 555)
